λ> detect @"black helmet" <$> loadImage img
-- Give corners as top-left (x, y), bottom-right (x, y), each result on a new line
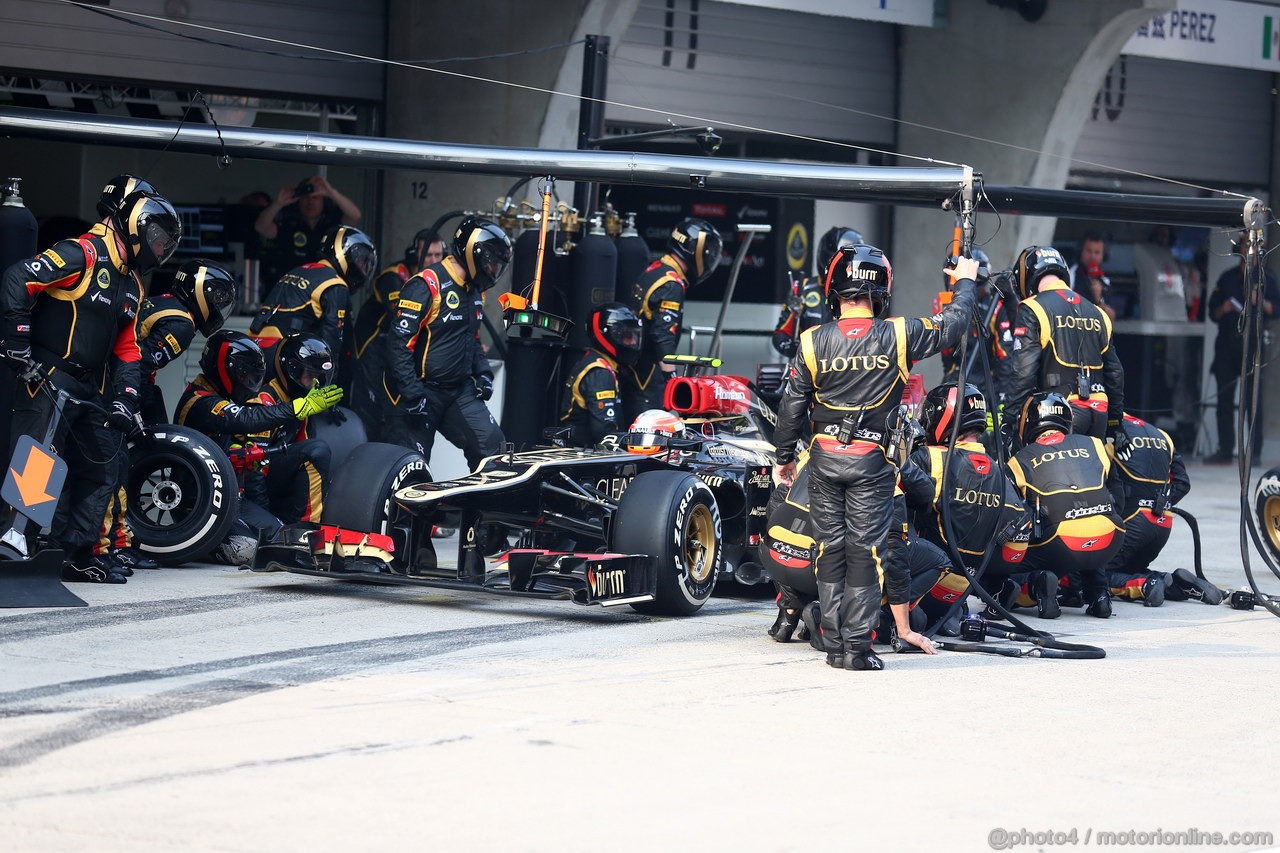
top-left (667, 218), bottom-right (722, 284)
top-left (322, 225), bottom-right (378, 291)
top-left (589, 302), bottom-right (643, 365)
top-left (97, 174), bottom-right (157, 221)
top-left (825, 243), bottom-right (892, 313)
top-left (1017, 391), bottom-right (1073, 445)
top-left (1014, 245), bottom-right (1069, 300)
top-left (452, 217), bottom-right (512, 292)
top-left (921, 382), bottom-right (988, 446)
top-left (171, 258), bottom-right (236, 336)
top-left (274, 334), bottom-right (335, 399)
top-left (114, 191), bottom-right (181, 275)
top-left (816, 226), bottom-right (864, 280)
top-left (200, 330), bottom-right (265, 404)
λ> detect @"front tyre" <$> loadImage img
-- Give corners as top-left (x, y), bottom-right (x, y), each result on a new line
top-left (612, 471), bottom-right (722, 616)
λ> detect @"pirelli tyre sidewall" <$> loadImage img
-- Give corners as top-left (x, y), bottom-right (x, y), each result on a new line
top-left (613, 470), bottom-right (722, 616)
top-left (1253, 468), bottom-right (1280, 564)
top-left (128, 425), bottom-right (239, 565)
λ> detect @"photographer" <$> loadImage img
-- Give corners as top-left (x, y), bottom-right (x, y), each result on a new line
top-left (254, 175), bottom-right (362, 291)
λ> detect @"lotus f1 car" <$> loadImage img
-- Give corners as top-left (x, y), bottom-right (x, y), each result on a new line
top-left (255, 359), bottom-right (779, 615)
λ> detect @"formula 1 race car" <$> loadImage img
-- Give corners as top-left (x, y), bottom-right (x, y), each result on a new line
top-left (255, 359), bottom-right (779, 616)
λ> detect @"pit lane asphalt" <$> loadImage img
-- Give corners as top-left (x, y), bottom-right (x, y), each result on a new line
top-left (1, 463), bottom-right (1278, 852)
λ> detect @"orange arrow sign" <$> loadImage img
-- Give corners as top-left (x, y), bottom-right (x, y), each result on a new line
top-left (10, 444), bottom-right (56, 507)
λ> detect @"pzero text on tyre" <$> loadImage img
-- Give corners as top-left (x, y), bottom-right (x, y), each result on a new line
top-left (128, 424), bottom-right (239, 565)
top-left (612, 470), bottom-right (722, 616)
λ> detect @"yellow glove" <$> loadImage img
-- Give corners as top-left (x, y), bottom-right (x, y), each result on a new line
top-left (292, 384), bottom-right (344, 419)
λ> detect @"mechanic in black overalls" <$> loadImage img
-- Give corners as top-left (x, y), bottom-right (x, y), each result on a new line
top-left (1005, 392), bottom-right (1126, 618)
top-left (772, 245), bottom-right (978, 670)
top-left (908, 380), bottom-right (1036, 609)
top-left (559, 302), bottom-right (643, 447)
top-left (623, 218), bottom-right (722, 421)
top-left (1, 190), bottom-right (180, 583)
top-left (769, 226), bottom-right (860, 359)
top-left (250, 225), bottom-right (377, 387)
top-left (1103, 414), bottom-right (1217, 605)
top-left (1004, 246), bottom-right (1127, 445)
top-left (353, 229), bottom-right (443, 439)
top-left (97, 257), bottom-right (236, 573)
top-left (176, 331), bottom-right (343, 564)
top-left (382, 217), bottom-right (509, 471)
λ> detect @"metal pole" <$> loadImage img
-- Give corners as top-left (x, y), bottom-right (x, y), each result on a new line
top-left (710, 224), bottom-right (771, 358)
top-left (573, 34), bottom-right (610, 218)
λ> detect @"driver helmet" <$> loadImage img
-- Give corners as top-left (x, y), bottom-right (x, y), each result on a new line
top-left (626, 409), bottom-right (685, 456)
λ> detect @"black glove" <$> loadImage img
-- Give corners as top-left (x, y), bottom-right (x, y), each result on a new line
top-left (3, 338), bottom-right (41, 383)
top-left (107, 395), bottom-right (141, 436)
top-left (1108, 419), bottom-right (1130, 458)
top-left (474, 374), bottom-right (494, 401)
top-left (991, 270), bottom-right (1016, 299)
top-left (404, 396), bottom-right (430, 417)
top-left (774, 337), bottom-right (798, 358)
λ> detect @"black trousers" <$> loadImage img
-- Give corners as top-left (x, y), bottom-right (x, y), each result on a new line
top-left (807, 440), bottom-right (900, 653)
top-left (264, 438), bottom-right (331, 524)
top-left (1214, 358), bottom-right (1264, 457)
top-left (3, 371), bottom-right (119, 557)
top-left (383, 379), bottom-right (504, 472)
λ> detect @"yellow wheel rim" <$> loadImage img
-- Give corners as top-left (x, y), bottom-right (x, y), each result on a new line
top-left (1266, 495), bottom-right (1280, 555)
top-left (684, 503), bottom-right (717, 585)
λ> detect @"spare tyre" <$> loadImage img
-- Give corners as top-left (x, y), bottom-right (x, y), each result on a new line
top-left (127, 424), bottom-right (239, 565)
top-left (323, 442), bottom-right (431, 536)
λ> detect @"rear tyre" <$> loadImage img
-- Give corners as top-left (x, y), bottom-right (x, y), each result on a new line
top-left (310, 406), bottom-right (366, 469)
top-left (127, 425), bottom-right (238, 565)
top-left (612, 471), bottom-right (721, 616)
top-left (322, 442), bottom-right (431, 536)
top-left (1253, 468), bottom-right (1280, 564)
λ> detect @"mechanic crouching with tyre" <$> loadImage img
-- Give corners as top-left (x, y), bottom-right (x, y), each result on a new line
top-left (1, 189), bottom-right (180, 583)
top-left (176, 331), bottom-right (343, 565)
top-left (381, 217), bottom-right (509, 471)
top-left (559, 302), bottom-right (643, 447)
top-left (771, 245), bottom-right (979, 670)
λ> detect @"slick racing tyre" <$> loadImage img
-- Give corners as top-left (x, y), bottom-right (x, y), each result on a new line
top-left (310, 406), bottom-right (366, 469)
top-left (127, 425), bottom-right (239, 565)
top-left (612, 470), bottom-right (722, 616)
top-left (1253, 468), bottom-right (1280, 564)
top-left (322, 442), bottom-right (431, 536)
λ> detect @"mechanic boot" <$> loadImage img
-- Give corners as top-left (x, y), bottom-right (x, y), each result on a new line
top-left (800, 601), bottom-right (824, 652)
top-left (111, 547), bottom-right (161, 571)
top-left (1058, 586), bottom-right (1084, 610)
top-left (1141, 575), bottom-right (1166, 608)
top-left (768, 607), bottom-right (800, 643)
top-left (1033, 571), bottom-right (1062, 620)
top-left (982, 577), bottom-right (1019, 621)
top-left (840, 646), bottom-right (885, 672)
top-left (937, 607), bottom-right (963, 637)
top-left (1172, 568), bottom-right (1224, 605)
top-left (1085, 592), bottom-right (1113, 619)
top-left (63, 553), bottom-right (127, 584)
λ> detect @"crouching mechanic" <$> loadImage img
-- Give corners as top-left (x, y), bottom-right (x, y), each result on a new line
top-left (97, 257), bottom-right (237, 573)
top-left (1105, 413), bottom-right (1218, 605)
top-left (909, 382), bottom-right (1038, 613)
top-left (1005, 392), bottom-right (1126, 618)
top-left (559, 303), bottom-right (643, 447)
top-left (772, 245), bottom-right (980, 670)
top-left (382, 217), bottom-right (509, 470)
top-left (1, 189), bottom-right (180, 583)
top-left (176, 331), bottom-right (342, 563)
